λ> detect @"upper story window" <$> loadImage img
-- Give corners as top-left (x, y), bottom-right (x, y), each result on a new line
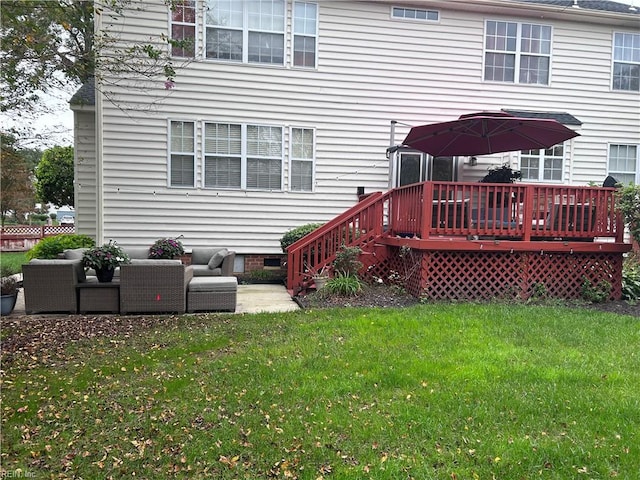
top-left (205, 0), bottom-right (285, 65)
top-left (290, 127), bottom-right (314, 191)
top-left (391, 6), bottom-right (439, 22)
top-left (293, 2), bottom-right (318, 68)
top-left (170, 0), bottom-right (196, 57)
top-left (484, 20), bottom-right (551, 85)
top-left (169, 121), bottom-right (195, 187)
top-left (613, 32), bottom-right (640, 92)
top-left (520, 145), bottom-right (564, 182)
top-left (608, 144), bottom-right (639, 185)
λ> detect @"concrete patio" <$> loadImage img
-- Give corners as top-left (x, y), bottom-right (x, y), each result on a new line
top-left (6, 282), bottom-right (299, 316)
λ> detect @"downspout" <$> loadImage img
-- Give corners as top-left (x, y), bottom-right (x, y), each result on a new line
top-left (567, 135), bottom-right (575, 185)
top-left (388, 120), bottom-right (397, 190)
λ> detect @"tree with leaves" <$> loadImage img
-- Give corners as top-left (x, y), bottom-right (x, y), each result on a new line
top-left (0, 134), bottom-right (36, 226)
top-left (1, 1), bottom-right (186, 130)
top-left (35, 146), bottom-right (75, 208)
top-left (0, 1), bottom-right (94, 114)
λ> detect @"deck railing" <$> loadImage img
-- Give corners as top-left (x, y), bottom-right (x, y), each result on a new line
top-left (286, 182), bottom-right (625, 293)
top-left (388, 182), bottom-right (623, 242)
top-left (286, 191), bottom-right (386, 293)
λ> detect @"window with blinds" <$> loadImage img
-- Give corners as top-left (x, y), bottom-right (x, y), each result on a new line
top-left (202, 122), bottom-right (284, 190)
top-left (170, 121), bottom-right (195, 187)
top-left (247, 125), bottom-right (283, 190)
top-left (290, 127), bottom-right (314, 191)
top-left (204, 122), bottom-right (242, 188)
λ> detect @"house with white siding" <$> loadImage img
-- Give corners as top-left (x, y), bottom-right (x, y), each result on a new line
top-left (71, 0), bottom-right (639, 275)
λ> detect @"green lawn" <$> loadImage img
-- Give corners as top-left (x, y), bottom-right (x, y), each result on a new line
top-left (0, 252), bottom-right (28, 275)
top-left (2, 304), bottom-right (639, 479)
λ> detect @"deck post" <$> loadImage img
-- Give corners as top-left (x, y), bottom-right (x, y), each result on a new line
top-left (421, 182), bottom-right (433, 239)
top-left (522, 185), bottom-right (533, 242)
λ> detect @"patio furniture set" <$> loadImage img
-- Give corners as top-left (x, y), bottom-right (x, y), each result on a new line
top-left (22, 247), bottom-right (237, 315)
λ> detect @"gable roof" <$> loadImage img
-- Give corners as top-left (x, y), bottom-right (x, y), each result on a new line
top-left (517, 0), bottom-right (640, 15)
top-left (69, 77), bottom-right (95, 106)
top-left (502, 109), bottom-right (583, 126)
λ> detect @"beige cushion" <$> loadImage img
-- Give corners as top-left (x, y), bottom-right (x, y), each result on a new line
top-left (208, 248), bottom-right (229, 269)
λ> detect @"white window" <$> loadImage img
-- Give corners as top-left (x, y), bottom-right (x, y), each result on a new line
top-left (293, 2), bottom-right (318, 68)
top-left (205, 0), bottom-right (285, 65)
top-left (290, 127), bottom-right (314, 191)
top-left (391, 6), bottom-right (439, 22)
top-left (613, 32), bottom-right (640, 92)
top-left (203, 122), bottom-right (283, 190)
top-left (484, 20), bottom-right (551, 85)
top-left (608, 144), bottom-right (639, 185)
top-left (247, 125), bottom-right (283, 190)
top-left (520, 145), bottom-right (564, 182)
top-left (170, 0), bottom-right (196, 57)
top-left (169, 121), bottom-right (195, 187)
top-left (204, 123), bottom-right (242, 188)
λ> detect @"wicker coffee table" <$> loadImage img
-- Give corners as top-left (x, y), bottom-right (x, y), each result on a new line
top-left (77, 280), bottom-right (120, 313)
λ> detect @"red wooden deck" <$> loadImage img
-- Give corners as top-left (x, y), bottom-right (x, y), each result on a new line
top-left (287, 182), bottom-right (631, 301)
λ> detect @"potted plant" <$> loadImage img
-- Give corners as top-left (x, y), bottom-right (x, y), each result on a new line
top-left (1, 272), bottom-right (19, 315)
top-left (305, 262), bottom-right (331, 290)
top-left (480, 164), bottom-right (522, 184)
top-left (82, 240), bottom-right (130, 282)
top-left (480, 164), bottom-right (522, 206)
top-left (149, 237), bottom-right (185, 259)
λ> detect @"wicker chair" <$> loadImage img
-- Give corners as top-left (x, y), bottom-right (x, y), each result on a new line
top-left (22, 259), bottom-right (85, 314)
top-left (119, 261), bottom-right (193, 314)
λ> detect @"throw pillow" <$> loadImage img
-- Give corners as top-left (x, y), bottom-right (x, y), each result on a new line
top-left (63, 248), bottom-right (88, 260)
top-left (208, 248), bottom-right (229, 269)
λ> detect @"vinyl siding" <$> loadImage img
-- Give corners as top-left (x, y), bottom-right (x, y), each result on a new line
top-left (73, 109), bottom-right (97, 237)
top-left (94, 0), bottom-right (640, 254)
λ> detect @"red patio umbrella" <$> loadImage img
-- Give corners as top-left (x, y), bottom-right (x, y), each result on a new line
top-left (402, 111), bottom-right (580, 157)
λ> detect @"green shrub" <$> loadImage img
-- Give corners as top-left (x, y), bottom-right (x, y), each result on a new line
top-left (615, 183), bottom-right (640, 245)
top-left (622, 256), bottom-right (640, 301)
top-left (581, 277), bottom-right (612, 303)
top-left (280, 223), bottom-right (324, 252)
top-left (27, 234), bottom-right (95, 260)
top-left (325, 273), bottom-right (362, 296)
top-left (333, 245), bottom-right (363, 276)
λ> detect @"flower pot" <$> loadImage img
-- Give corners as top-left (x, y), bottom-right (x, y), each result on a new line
top-left (1, 293), bottom-right (18, 315)
top-left (95, 267), bottom-right (115, 283)
top-left (313, 276), bottom-right (329, 290)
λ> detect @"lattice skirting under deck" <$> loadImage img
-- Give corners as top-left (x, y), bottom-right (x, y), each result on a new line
top-left (361, 245), bottom-right (623, 301)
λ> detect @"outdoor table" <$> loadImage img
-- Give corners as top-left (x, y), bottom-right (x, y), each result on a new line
top-left (77, 280), bottom-right (120, 313)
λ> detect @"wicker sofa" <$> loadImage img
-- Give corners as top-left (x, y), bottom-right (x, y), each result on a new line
top-left (22, 258), bottom-right (89, 314)
top-left (22, 246), bottom-right (233, 315)
top-left (190, 248), bottom-right (235, 277)
top-left (119, 260), bottom-right (193, 314)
